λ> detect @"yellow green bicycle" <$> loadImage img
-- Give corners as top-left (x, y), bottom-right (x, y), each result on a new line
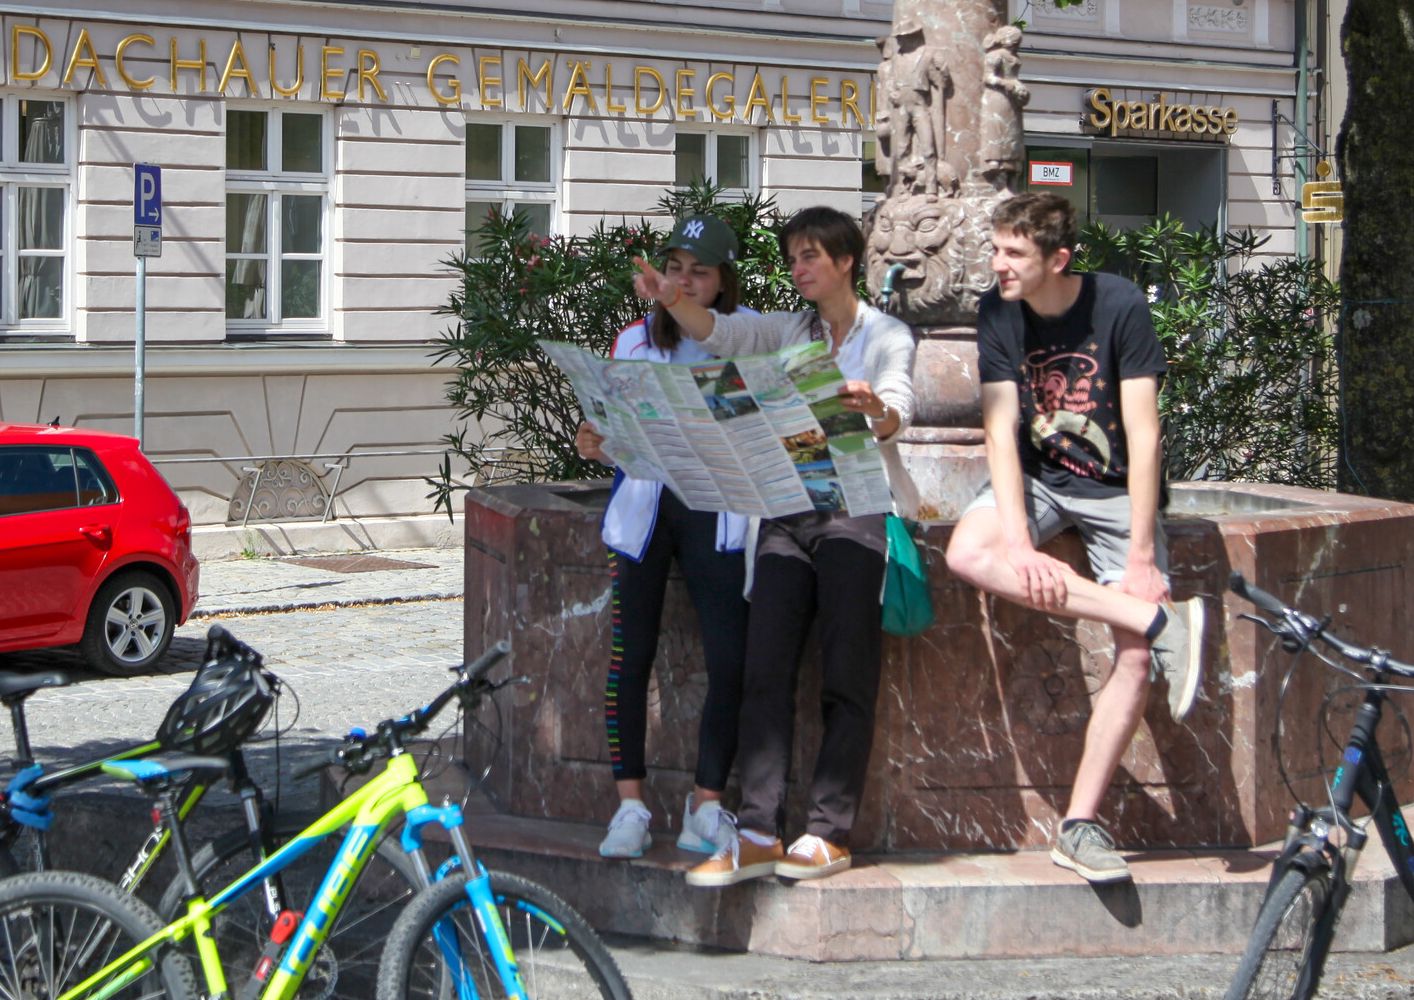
top-left (0, 638), bottom-right (633, 1000)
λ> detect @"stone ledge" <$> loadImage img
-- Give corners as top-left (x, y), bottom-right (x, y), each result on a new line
top-left (458, 802), bottom-right (1414, 962)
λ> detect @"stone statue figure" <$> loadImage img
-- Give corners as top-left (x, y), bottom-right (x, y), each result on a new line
top-left (980, 25), bottom-right (1029, 188)
top-left (881, 17), bottom-right (951, 196)
top-left (865, 2), bottom-right (1028, 326)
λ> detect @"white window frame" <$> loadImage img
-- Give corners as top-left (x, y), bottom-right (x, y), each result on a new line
top-left (674, 128), bottom-right (757, 198)
top-left (224, 104), bottom-right (331, 337)
top-left (0, 93), bottom-right (75, 336)
top-left (464, 116), bottom-right (559, 248)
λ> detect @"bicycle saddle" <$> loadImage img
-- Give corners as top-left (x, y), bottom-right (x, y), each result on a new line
top-left (0, 670), bottom-right (71, 703)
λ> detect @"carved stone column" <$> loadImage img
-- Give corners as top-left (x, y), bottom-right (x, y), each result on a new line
top-left (865, 0), bottom-right (1029, 518)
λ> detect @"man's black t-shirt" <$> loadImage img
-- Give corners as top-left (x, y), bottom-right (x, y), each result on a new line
top-left (977, 271), bottom-right (1166, 498)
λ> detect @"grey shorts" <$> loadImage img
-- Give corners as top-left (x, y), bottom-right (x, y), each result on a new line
top-left (962, 476), bottom-right (1169, 586)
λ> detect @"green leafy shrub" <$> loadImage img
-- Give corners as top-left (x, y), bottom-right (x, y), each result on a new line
top-left (427, 183), bottom-right (798, 515)
top-left (1074, 216), bottom-right (1340, 489)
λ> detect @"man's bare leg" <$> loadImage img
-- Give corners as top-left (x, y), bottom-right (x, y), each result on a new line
top-left (945, 508), bottom-right (1162, 635)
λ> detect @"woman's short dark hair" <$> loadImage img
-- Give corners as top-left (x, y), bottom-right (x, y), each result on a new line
top-left (778, 206), bottom-right (865, 286)
top-left (991, 193), bottom-right (1079, 267)
top-left (651, 257), bottom-right (741, 351)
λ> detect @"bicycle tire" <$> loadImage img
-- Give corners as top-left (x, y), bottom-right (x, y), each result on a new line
top-left (1225, 864), bottom-right (1334, 1000)
top-left (156, 817), bottom-right (423, 1000)
top-left (0, 869), bottom-right (198, 1000)
top-left (375, 870), bottom-right (632, 1000)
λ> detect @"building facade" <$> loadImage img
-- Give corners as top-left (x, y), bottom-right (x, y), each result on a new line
top-left (0, 0), bottom-right (1317, 545)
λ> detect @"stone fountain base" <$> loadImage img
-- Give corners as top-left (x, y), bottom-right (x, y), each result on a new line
top-left (462, 480), bottom-right (1414, 854)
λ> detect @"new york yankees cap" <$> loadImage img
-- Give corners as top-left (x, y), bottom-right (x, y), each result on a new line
top-left (664, 214), bottom-right (739, 267)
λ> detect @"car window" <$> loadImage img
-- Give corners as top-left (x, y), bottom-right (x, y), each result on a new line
top-left (72, 449), bottom-right (118, 507)
top-left (0, 446), bottom-right (80, 516)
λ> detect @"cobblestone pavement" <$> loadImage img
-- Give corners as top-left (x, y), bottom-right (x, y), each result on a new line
top-left (0, 549), bottom-right (470, 806)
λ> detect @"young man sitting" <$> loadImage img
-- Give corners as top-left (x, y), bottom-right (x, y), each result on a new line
top-left (945, 192), bottom-right (1205, 884)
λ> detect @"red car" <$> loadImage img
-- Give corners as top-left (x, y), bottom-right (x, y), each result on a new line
top-left (0, 422), bottom-right (199, 676)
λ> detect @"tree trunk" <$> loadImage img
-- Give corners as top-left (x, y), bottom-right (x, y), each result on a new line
top-left (1337, 0), bottom-right (1414, 498)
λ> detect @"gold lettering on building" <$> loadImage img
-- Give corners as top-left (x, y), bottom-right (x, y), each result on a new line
top-left (562, 60), bottom-right (597, 113)
top-left (428, 53), bottom-right (461, 106)
top-left (635, 66), bottom-right (666, 115)
top-left (357, 49), bottom-right (386, 102)
top-left (1085, 87), bottom-right (1238, 139)
top-left (603, 62), bottom-right (627, 113)
top-left (321, 45), bottom-right (346, 101)
top-left (1, 20), bottom-right (873, 129)
top-left (779, 76), bottom-right (801, 124)
top-left (809, 77), bottom-right (830, 124)
top-left (62, 28), bottom-right (108, 88)
top-left (518, 58), bottom-right (552, 111)
top-left (169, 38), bottom-right (207, 92)
top-left (116, 33), bottom-right (156, 90)
top-left (705, 72), bottom-right (735, 121)
top-left (12, 26), bottom-right (52, 83)
top-left (675, 68), bottom-right (697, 119)
top-left (742, 72), bottom-right (772, 123)
top-left (218, 39), bottom-right (258, 96)
top-left (477, 55), bottom-right (502, 108)
top-left (271, 43), bottom-right (305, 97)
top-left (840, 79), bottom-right (863, 127)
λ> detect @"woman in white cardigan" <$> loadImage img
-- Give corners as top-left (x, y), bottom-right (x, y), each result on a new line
top-left (633, 205), bottom-right (918, 886)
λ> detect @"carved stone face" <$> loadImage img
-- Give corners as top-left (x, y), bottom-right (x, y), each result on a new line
top-left (868, 193), bottom-right (963, 310)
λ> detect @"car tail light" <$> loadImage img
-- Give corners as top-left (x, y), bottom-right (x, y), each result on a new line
top-left (176, 504), bottom-right (192, 545)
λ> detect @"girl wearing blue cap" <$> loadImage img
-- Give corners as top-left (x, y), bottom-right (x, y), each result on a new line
top-left (576, 214), bottom-right (753, 860)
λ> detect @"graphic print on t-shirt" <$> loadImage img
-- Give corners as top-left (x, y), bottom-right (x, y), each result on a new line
top-left (1024, 339), bottom-right (1117, 482)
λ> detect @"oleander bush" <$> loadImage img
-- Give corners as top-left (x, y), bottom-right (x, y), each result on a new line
top-left (426, 182), bottom-right (800, 515)
top-left (1075, 216), bottom-right (1341, 489)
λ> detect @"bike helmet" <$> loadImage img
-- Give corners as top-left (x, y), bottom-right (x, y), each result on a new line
top-left (156, 626), bottom-right (277, 755)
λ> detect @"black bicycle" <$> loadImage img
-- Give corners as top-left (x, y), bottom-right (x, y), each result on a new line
top-left (1225, 572), bottom-right (1414, 1000)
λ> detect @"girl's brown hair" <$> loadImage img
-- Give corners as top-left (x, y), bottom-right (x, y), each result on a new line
top-left (649, 256), bottom-right (741, 351)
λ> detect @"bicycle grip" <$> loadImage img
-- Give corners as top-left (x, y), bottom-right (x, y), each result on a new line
top-left (1229, 572), bottom-right (1288, 617)
top-left (464, 639), bottom-right (511, 682)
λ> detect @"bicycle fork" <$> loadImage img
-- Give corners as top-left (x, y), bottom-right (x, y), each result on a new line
top-left (403, 802), bottom-right (529, 1000)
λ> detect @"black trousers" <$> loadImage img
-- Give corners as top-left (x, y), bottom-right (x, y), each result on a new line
top-left (735, 520), bottom-right (886, 845)
top-left (604, 489), bottom-right (748, 790)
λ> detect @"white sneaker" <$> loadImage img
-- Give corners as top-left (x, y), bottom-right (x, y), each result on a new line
top-left (598, 799), bottom-right (651, 859)
top-left (1151, 597), bottom-right (1206, 721)
top-left (676, 794), bottom-right (737, 854)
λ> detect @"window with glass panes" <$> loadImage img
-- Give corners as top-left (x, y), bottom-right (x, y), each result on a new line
top-left (0, 96), bottom-right (72, 332)
top-left (861, 137), bottom-right (886, 212)
top-left (675, 131), bottom-right (754, 195)
top-left (225, 108), bottom-right (328, 330)
top-left (465, 120), bottom-right (556, 252)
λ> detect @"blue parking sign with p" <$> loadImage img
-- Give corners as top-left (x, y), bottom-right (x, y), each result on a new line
top-left (134, 164), bottom-right (161, 227)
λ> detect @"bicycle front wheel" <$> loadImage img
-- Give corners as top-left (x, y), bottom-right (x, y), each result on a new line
top-left (0, 870), bottom-right (197, 1000)
top-left (1225, 864), bottom-right (1334, 1000)
top-left (376, 870), bottom-right (632, 1000)
top-left (156, 817), bottom-right (423, 1000)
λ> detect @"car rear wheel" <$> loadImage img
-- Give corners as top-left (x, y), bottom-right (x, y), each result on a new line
top-left (80, 571), bottom-right (176, 676)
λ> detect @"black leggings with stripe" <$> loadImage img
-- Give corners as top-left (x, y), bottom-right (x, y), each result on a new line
top-left (605, 490), bottom-right (748, 790)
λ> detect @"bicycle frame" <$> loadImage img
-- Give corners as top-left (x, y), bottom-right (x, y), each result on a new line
top-left (1262, 681), bottom-right (1414, 993)
top-left (63, 750), bottom-right (525, 1000)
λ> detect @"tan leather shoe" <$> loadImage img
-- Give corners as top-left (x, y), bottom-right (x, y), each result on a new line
top-left (775, 834), bottom-right (851, 880)
top-left (685, 832), bottom-right (783, 888)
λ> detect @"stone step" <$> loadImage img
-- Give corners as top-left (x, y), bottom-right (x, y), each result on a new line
top-left (460, 806), bottom-right (1414, 962)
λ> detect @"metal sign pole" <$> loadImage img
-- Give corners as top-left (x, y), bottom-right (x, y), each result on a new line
top-left (135, 256), bottom-right (146, 446)
top-left (132, 163), bottom-right (162, 449)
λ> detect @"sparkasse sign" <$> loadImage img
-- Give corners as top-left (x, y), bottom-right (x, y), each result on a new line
top-left (1083, 88), bottom-right (1238, 141)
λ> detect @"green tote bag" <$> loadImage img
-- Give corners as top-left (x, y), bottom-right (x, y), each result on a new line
top-left (882, 514), bottom-right (935, 637)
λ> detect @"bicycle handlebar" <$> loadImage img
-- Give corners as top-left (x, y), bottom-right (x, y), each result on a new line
top-left (305, 639), bottom-right (514, 777)
top-left (1229, 572), bottom-right (1414, 678)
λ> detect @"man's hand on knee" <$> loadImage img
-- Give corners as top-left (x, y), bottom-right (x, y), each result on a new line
top-left (1006, 544), bottom-right (1072, 610)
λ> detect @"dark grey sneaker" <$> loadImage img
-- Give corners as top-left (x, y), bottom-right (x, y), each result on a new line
top-left (1051, 821), bottom-right (1131, 883)
top-left (1150, 596), bottom-right (1205, 721)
